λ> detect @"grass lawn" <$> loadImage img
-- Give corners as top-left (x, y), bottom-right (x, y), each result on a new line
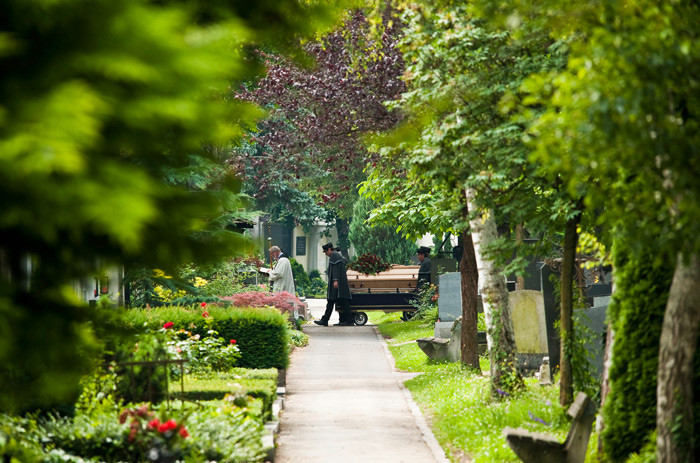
top-left (369, 311), bottom-right (599, 462)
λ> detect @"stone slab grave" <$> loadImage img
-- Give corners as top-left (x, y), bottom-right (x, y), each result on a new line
top-left (509, 290), bottom-right (549, 374)
top-left (435, 272), bottom-right (465, 338)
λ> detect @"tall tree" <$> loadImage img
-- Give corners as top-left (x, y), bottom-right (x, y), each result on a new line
top-left (234, 10), bottom-right (406, 247)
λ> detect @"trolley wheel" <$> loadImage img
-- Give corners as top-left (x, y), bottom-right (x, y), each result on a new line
top-left (354, 312), bottom-right (368, 326)
top-left (402, 311), bottom-right (414, 321)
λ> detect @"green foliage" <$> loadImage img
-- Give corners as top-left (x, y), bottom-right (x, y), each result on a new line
top-left (74, 365), bottom-right (122, 419)
top-left (182, 406), bottom-right (265, 463)
top-left (410, 284), bottom-right (438, 323)
top-left (182, 260), bottom-right (262, 299)
top-left (289, 329), bottom-right (310, 348)
top-left (602, 241), bottom-right (674, 461)
top-left (7, 399), bottom-right (266, 463)
top-left (113, 329), bottom-right (171, 404)
top-left (549, 273), bottom-right (601, 401)
top-left (165, 329), bottom-right (242, 376)
top-left (348, 196), bottom-right (416, 264)
top-left (0, 0), bottom-right (343, 411)
top-left (120, 306), bottom-right (290, 369)
top-left (362, 3), bottom-right (567, 244)
top-left (407, 371), bottom-right (571, 462)
top-left (289, 258), bottom-right (310, 298)
top-left (126, 260), bottom-right (263, 307)
top-left (172, 369), bottom-right (277, 423)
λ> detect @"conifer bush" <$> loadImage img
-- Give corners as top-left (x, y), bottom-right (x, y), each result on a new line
top-left (601, 242), bottom-right (673, 461)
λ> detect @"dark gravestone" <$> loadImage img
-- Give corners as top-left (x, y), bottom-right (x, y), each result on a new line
top-left (540, 263), bottom-right (561, 371)
top-left (540, 264), bottom-right (612, 373)
top-left (507, 238), bottom-right (544, 291)
top-left (430, 258), bottom-right (458, 291)
top-left (574, 304), bottom-right (608, 378)
top-left (522, 259), bottom-right (543, 291)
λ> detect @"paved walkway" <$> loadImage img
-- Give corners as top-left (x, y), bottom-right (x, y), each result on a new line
top-left (275, 299), bottom-right (448, 463)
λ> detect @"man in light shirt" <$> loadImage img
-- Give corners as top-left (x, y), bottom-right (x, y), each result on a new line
top-left (262, 246), bottom-right (296, 294)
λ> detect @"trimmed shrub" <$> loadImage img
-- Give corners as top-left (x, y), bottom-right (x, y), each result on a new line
top-left (119, 306), bottom-right (290, 369)
top-left (601, 241), bottom-right (673, 461)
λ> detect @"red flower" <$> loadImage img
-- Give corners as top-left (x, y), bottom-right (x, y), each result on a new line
top-left (202, 311), bottom-right (209, 318)
top-left (179, 427), bottom-right (190, 438)
top-left (158, 419), bottom-right (178, 433)
top-left (147, 419), bottom-right (160, 430)
top-left (230, 339), bottom-right (236, 344)
top-left (201, 302), bottom-right (207, 308)
top-left (163, 321), bottom-right (174, 329)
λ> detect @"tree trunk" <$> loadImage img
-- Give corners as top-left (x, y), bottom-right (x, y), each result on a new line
top-left (559, 210), bottom-right (580, 407)
top-left (466, 189), bottom-right (521, 392)
top-left (460, 227), bottom-right (480, 370)
top-left (335, 217), bottom-right (351, 258)
top-left (656, 253), bottom-right (700, 463)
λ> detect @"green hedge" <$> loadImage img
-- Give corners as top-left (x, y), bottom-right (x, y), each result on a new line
top-left (118, 306), bottom-right (290, 369)
top-left (601, 241), bottom-right (673, 461)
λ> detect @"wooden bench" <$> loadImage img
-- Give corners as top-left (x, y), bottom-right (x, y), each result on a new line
top-left (503, 392), bottom-right (595, 463)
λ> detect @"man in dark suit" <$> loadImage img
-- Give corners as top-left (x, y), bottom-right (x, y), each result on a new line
top-left (315, 242), bottom-right (353, 326)
top-left (417, 246), bottom-right (432, 289)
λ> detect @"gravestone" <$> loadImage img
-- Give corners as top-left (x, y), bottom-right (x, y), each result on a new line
top-left (510, 290), bottom-right (548, 353)
top-left (540, 263), bottom-right (562, 371)
top-left (573, 304), bottom-right (608, 378)
top-left (437, 272), bottom-right (462, 321)
top-left (434, 273), bottom-right (484, 338)
top-left (540, 263), bottom-right (613, 373)
top-left (510, 290), bottom-right (549, 374)
top-left (436, 272), bottom-right (462, 338)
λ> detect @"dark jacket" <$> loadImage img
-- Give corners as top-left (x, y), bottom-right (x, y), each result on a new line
top-left (417, 256), bottom-right (431, 289)
top-left (327, 251), bottom-right (352, 301)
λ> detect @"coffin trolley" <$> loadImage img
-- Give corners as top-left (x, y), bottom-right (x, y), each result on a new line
top-left (346, 265), bottom-right (419, 325)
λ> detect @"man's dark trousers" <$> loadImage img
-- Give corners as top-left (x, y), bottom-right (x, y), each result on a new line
top-left (321, 299), bottom-right (353, 324)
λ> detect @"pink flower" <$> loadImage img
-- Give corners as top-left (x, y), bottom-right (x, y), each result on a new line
top-left (163, 321), bottom-right (174, 329)
top-left (230, 339), bottom-right (236, 344)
